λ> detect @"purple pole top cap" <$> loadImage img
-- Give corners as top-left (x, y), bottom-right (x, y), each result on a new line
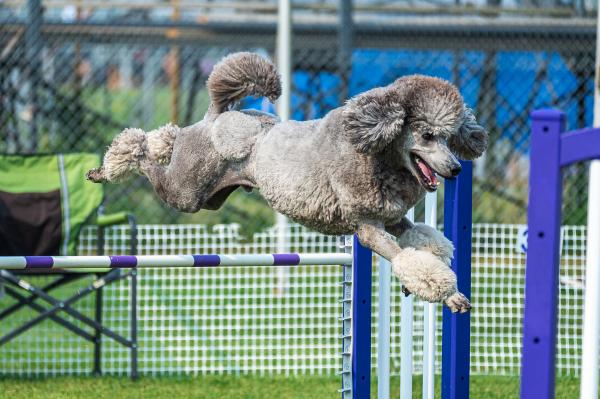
top-left (273, 253), bottom-right (300, 266)
top-left (530, 108), bottom-right (565, 121)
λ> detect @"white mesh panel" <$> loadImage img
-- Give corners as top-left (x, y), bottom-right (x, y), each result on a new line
top-left (0, 223), bottom-right (587, 376)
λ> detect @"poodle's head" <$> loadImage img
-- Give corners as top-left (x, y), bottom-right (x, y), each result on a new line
top-left (342, 75), bottom-right (488, 192)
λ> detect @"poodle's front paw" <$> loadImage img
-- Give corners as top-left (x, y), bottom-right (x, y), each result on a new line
top-left (444, 292), bottom-right (471, 313)
top-left (401, 285), bottom-right (411, 297)
top-left (392, 248), bottom-right (457, 303)
top-left (398, 224), bottom-right (454, 264)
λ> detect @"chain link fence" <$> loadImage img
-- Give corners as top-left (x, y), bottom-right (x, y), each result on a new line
top-left (1, 1), bottom-right (597, 229)
top-left (1, 0), bottom-right (598, 388)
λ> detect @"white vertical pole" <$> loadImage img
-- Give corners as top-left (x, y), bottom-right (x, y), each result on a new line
top-left (378, 255), bottom-right (391, 399)
top-left (275, 0), bottom-right (292, 296)
top-left (580, 4), bottom-right (600, 397)
top-left (422, 192), bottom-right (437, 399)
top-left (581, 162), bottom-right (600, 399)
top-left (400, 208), bottom-right (415, 399)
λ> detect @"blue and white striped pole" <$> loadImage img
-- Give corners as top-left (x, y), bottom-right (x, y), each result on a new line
top-left (0, 253), bottom-right (353, 270)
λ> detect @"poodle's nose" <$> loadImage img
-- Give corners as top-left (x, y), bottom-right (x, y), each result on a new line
top-left (450, 164), bottom-right (462, 177)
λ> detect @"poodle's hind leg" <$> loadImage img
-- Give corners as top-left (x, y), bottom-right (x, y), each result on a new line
top-left (138, 160), bottom-right (204, 213)
top-left (146, 123), bottom-right (179, 165)
top-left (87, 128), bottom-right (147, 183)
top-left (87, 123), bottom-right (179, 183)
top-left (357, 223), bottom-right (470, 313)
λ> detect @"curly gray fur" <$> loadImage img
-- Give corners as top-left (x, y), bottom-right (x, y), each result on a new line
top-left (206, 52), bottom-right (281, 117)
top-left (86, 127), bottom-right (147, 182)
top-left (147, 123), bottom-right (179, 165)
top-left (87, 124), bottom-right (179, 182)
top-left (449, 106), bottom-right (489, 160)
top-left (89, 52), bottom-right (488, 312)
top-left (342, 88), bottom-right (406, 153)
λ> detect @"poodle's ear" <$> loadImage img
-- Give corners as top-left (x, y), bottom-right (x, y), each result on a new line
top-left (449, 106), bottom-right (489, 160)
top-left (342, 89), bottom-right (406, 154)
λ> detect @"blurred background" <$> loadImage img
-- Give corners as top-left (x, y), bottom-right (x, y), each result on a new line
top-left (0, 1), bottom-right (596, 395)
top-left (1, 0), bottom-right (596, 234)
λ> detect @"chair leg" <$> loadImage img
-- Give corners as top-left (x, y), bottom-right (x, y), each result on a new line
top-left (0, 274), bottom-right (83, 320)
top-left (1, 285), bottom-right (95, 344)
top-left (93, 283), bottom-right (102, 376)
top-left (0, 268), bottom-right (132, 346)
top-left (131, 270), bottom-right (138, 380)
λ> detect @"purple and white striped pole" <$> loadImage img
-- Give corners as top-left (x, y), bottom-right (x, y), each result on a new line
top-left (0, 253), bottom-right (353, 270)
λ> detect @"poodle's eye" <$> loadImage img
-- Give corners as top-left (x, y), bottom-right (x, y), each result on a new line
top-left (422, 133), bottom-right (434, 141)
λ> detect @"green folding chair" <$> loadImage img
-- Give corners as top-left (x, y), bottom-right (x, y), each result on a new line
top-left (0, 153), bottom-right (138, 378)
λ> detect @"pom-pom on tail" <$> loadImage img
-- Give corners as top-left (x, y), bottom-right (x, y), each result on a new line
top-left (206, 52), bottom-right (281, 117)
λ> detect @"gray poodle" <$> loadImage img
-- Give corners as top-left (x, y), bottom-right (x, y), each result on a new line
top-left (88, 52), bottom-right (488, 312)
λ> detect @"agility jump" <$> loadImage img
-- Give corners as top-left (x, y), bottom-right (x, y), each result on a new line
top-left (0, 168), bottom-right (474, 399)
top-left (0, 50), bottom-right (480, 398)
top-left (522, 109), bottom-right (600, 399)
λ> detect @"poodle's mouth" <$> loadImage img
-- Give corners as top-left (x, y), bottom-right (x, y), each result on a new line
top-left (411, 154), bottom-right (440, 192)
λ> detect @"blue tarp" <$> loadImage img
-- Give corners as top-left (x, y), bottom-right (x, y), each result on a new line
top-left (243, 49), bottom-right (593, 153)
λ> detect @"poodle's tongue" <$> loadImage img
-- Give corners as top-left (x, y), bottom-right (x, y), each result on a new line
top-left (416, 157), bottom-right (438, 185)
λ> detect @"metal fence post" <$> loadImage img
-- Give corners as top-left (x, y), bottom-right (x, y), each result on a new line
top-left (442, 160), bottom-right (473, 399)
top-left (338, 0), bottom-right (353, 104)
top-left (25, 0), bottom-right (43, 152)
top-left (520, 109), bottom-right (565, 399)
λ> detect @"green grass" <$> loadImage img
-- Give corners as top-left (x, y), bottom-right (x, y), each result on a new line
top-left (0, 374), bottom-right (583, 399)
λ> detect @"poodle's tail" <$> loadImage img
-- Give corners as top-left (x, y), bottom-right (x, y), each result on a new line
top-left (206, 52), bottom-right (281, 117)
top-left (87, 124), bottom-right (178, 183)
top-left (87, 52), bottom-right (279, 183)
